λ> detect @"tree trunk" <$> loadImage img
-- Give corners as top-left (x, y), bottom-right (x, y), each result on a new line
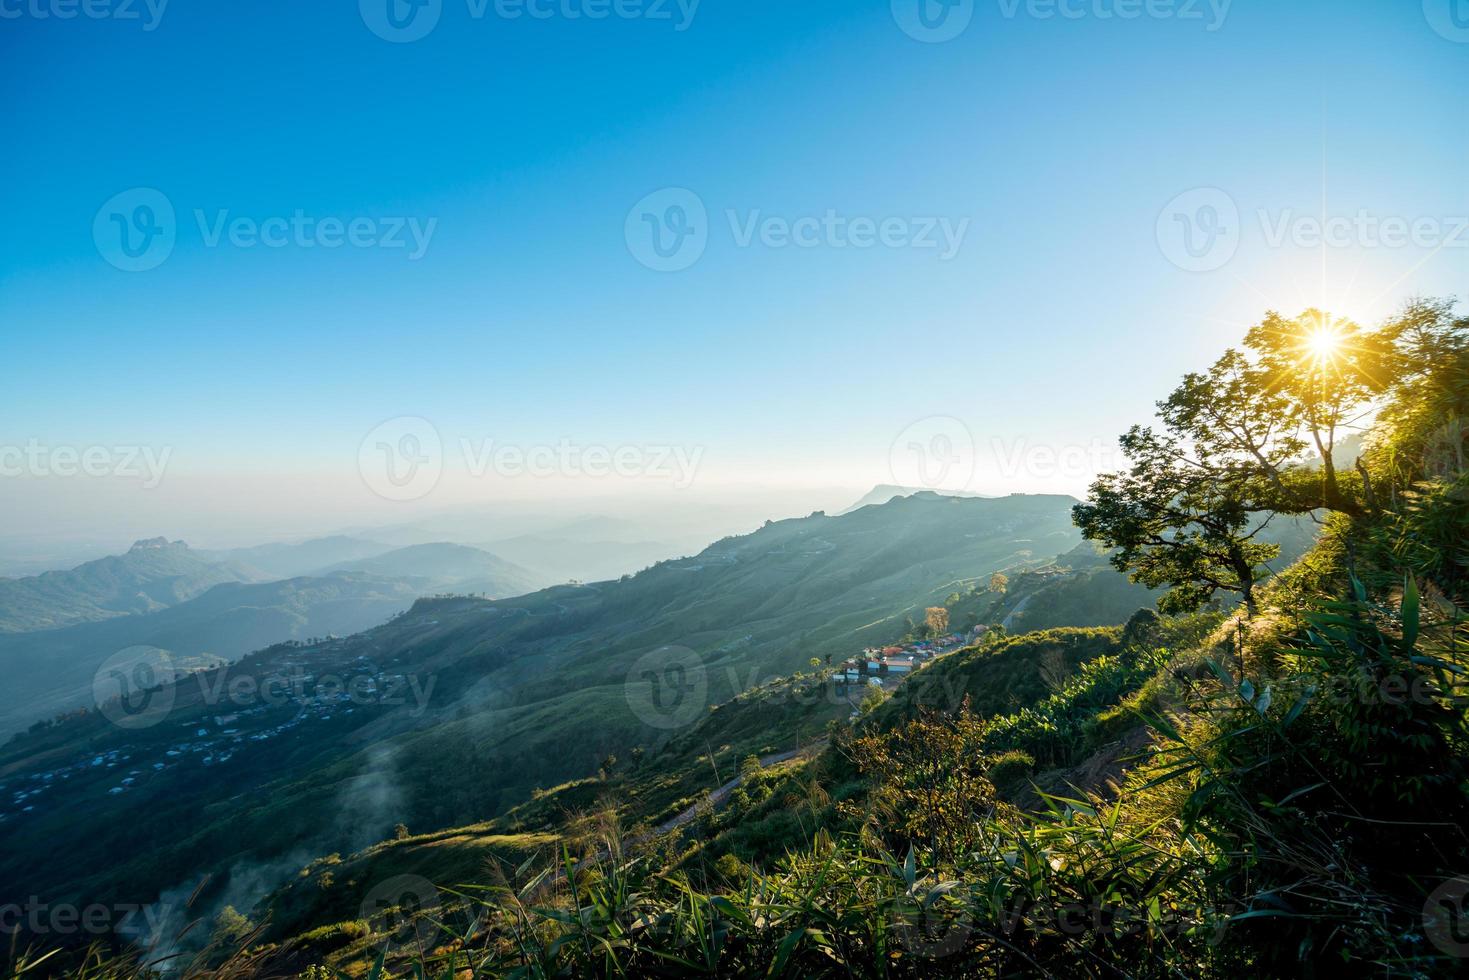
top-left (1231, 548), bottom-right (1259, 618)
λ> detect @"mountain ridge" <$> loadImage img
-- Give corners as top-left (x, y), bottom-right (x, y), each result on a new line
top-left (0, 538), bottom-right (255, 634)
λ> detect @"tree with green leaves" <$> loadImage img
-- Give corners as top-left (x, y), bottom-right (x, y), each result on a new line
top-left (848, 698), bottom-right (995, 864)
top-left (1369, 298), bottom-right (1469, 492)
top-left (211, 905), bottom-right (255, 949)
top-left (1159, 309), bottom-right (1394, 517)
top-left (1074, 426), bottom-right (1279, 615)
top-left (1077, 307), bottom-right (1405, 613)
top-left (1242, 308), bottom-right (1393, 512)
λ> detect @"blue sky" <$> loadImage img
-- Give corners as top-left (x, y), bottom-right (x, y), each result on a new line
top-left (1, 0), bottom-right (1466, 544)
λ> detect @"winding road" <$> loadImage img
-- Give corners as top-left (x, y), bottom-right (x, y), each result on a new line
top-left (655, 744), bottom-right (817, 833)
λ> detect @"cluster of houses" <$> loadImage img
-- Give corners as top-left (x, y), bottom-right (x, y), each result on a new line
top-left (1, 649), bottom-right (414, 821)
top-left (836, 624), bottom-right (989, 688)
top-left (1, 746), bottom-right (137, 819)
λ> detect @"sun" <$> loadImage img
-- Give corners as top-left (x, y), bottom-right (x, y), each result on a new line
top-left (1303, 326), bottom-right (1344, 364)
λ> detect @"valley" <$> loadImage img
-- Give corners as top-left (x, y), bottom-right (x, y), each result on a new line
top-left (0, 492), bottom-right (1089, 929)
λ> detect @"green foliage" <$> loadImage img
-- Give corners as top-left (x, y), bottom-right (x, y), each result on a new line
top-left (1362, 474), bottom-right (1469, 599)
top-left (1139, 579), bottom-right (1469, 972)
top-left (1075, 424), bottom-right (1280, 614)
top-left (211, 906), bottom-right (255, 948)
top-left (848, 703), bottom-right (996, 863)
top-left (983, 749), bottom-right (1034, 795)
top-left (982, 646), bottom-right (1170, 767)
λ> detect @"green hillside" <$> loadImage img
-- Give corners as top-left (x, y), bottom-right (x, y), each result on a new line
top-left (0, 539), bottom-right (253, 634)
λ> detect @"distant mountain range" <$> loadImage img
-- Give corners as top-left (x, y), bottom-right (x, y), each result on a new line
top-left (838, 484), bottom-right (995, 514)
top-left (476, 534), bottom-right (685, 584)
top-left (200, 536), bottom-right (395, 580)
top-left (0, 538), bottom-right (255, 634)
top-left (312, 543), bottom-right (542, 597)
